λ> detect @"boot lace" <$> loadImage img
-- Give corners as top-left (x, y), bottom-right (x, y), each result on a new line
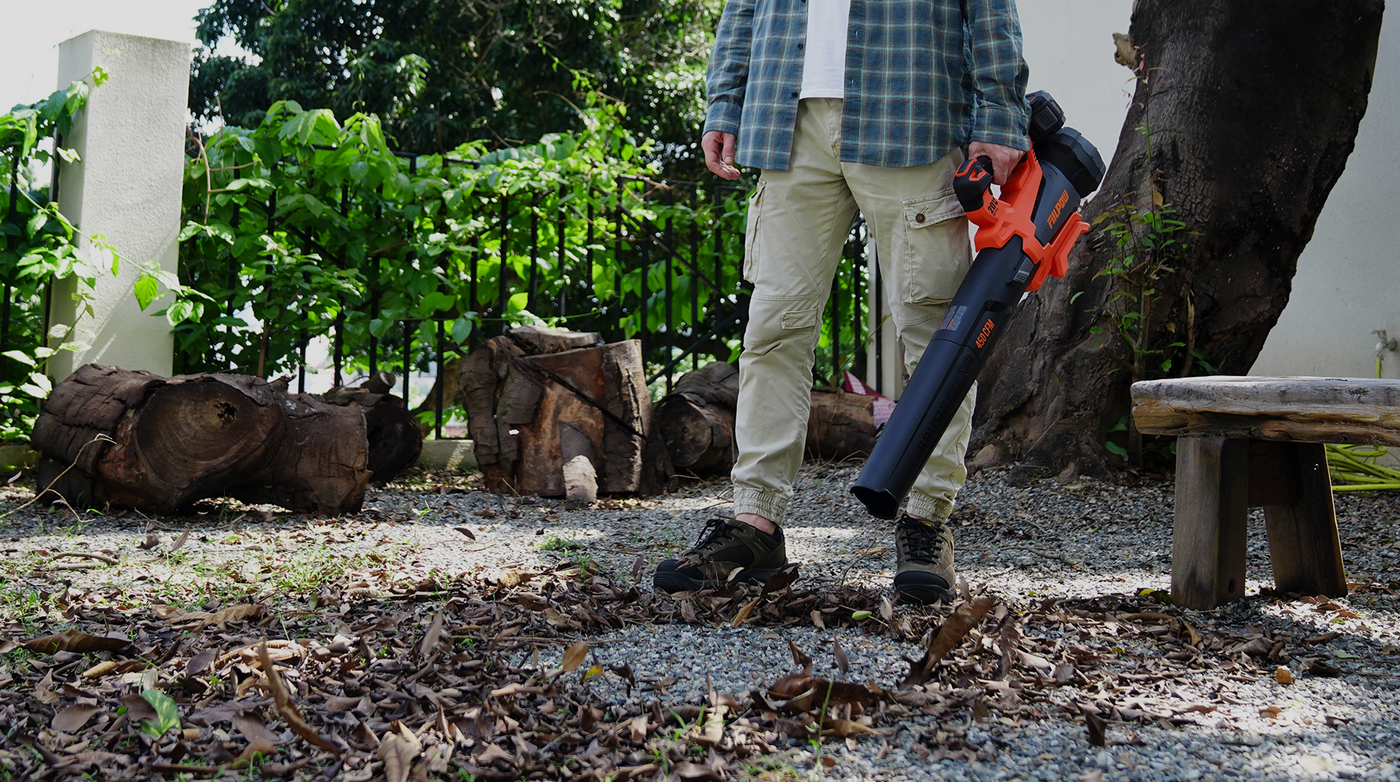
top-left (680, 518), bottom-right (739, 562)
top-left (897, 516), bottom-right (948, 564)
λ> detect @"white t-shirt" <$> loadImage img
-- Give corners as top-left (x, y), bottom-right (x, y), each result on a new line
top-left (799, 0), bottom-right (852, 99)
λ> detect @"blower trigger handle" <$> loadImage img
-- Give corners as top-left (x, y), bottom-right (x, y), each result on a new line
top-left (954, 155), bottom-right (995, 213)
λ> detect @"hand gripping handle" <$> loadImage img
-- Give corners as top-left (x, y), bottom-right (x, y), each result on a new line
top-left (953, 156), bottom-right (995, 213)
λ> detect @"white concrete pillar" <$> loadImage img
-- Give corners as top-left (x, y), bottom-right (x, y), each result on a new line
top-left (48, 31), bottom-right (190, 379)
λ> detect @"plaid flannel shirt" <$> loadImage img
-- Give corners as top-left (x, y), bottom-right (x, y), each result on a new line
top-left (704, 0), bottom-right (1031, 170)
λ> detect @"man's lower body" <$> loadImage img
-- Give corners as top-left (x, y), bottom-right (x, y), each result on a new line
top-left (655, 99), bottom-right (976, 602)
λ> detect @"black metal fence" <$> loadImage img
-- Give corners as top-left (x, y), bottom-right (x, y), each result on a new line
top-left (178, 152), bottom-right (881, 439)
top-left (1, 143), bottom-right (882, 441)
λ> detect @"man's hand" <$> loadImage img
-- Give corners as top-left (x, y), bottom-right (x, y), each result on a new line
top-left (703, 130), bottom-right (741, 180)
top-left (968, 141), bottom-right (1027, 186)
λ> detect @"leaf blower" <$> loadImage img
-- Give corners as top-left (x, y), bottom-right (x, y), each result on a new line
top-left (851, 91), bottom-right (1106, 519)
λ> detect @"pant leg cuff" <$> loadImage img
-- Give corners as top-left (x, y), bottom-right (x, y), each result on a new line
top-left (906, 493), bottom-right (954, 522)
top-left (733, 488), bottom-right (790, 525)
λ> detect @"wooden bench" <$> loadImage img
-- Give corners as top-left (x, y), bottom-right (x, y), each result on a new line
top-left (1131, 376), bottom-right (1400, 610)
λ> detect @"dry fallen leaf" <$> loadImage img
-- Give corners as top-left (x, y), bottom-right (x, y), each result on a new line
top-left (761, 563), bottom-right (800, 594)
top-left (560, 641), bottom-right (589, 673)
top-left (1082, 705), bottom-right (1107, 747)
top-left (823, 718), bottom-right (881, 738)
top-left (787, 638), bottom-right (813, 676)
top-left (233, 737), bottom-right (278, 767)
top-left (258, 641), bottom-right (341, 754)
top-left (52, 703), bottom-right (101, 733)
top-left (169, 527), bottom-right (191, 553)
top-left (674, 762), bottom-right (722, 781)
top-left (186, 649), bottom-right (218, 678)
top-left (903, 596), bottom-right (996, 686)
top-left (1275, 666), bottom-right (1294, 685)
top-left (234, 714), bottom-right (281, 746)
top-left (833, 634), bottom-right (850, 676)
top-left (24, 629), bottom-right (131, 655)
top-left (730, 595), bottom-right (761, 628)
top-left (379, 733), bottom-right (421, 782)
top-left (418, 608), bottom-right (446, 660)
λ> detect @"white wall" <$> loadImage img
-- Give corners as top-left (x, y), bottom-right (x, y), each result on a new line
top-left (1019, 0), bottom-right (1137, 175)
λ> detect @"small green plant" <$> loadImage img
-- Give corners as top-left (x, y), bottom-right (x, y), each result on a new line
top-left (137, 689), bottom-right (181, 740)
top-left (536, 535), bottom-right (582, 554)
top-left (1080, 48), bottom-right (1209, 466)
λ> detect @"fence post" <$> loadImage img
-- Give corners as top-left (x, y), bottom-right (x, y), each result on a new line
top-left (48, 31), bottom-right (189, 380)
top-left (866, 246), bottom-right (903, 399)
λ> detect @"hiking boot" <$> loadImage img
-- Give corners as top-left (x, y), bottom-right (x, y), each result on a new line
top-left (893, 514), bottom-right (956, 604)
top-left (654, 518), bottom-right (787, 593)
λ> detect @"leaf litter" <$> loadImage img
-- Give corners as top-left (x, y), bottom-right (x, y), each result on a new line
top-left (3, 468), bottom-right (1399, 779)
top-left (4, 547), bottom-right (1393, 781)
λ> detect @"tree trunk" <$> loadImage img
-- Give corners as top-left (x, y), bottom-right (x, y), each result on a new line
top-left (972, 0), bottom-right (1384, 480)
top-left (31, 364), bottom-right (377, 513)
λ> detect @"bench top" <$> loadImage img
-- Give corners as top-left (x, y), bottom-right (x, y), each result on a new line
top-left (1132, 376), bottom-right (1400, 446)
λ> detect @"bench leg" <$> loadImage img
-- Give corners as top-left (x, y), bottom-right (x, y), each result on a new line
top-left (1172, 436), bottom-right (1249, 610)
top-left (1253, 441), bottom-right (1347, 598)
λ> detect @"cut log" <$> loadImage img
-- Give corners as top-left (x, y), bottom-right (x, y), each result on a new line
top-left (458, 328), bottom-right (671, 497)
top-left (653, 363), bottom-right (880, 476)
top-left (806, 389), bottom-right (878, 461)
top-left (654, 361), bottom-right (739, 474)
top-left (320, 375), bottom-right (423, 482)
top-left (31, 364), bottom-right (378, 514)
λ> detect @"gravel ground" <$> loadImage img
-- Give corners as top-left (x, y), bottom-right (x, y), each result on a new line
top-left (3, 461), bottom-right (1399, 781)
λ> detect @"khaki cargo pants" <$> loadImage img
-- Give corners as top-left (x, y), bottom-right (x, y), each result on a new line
top-left (732, 98), bottom-right (977, 524)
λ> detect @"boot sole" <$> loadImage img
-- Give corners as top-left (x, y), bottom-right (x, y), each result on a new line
top-left (654, 566), bottom-right (784, 593)
top-left (894, 581), bottom-right (956, 605)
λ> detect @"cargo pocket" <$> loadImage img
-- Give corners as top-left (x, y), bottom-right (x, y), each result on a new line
top-left (742, 180), bottom-right (766, 283)
top-left (898, 189), bottom-right (971, 306)
top-left (743, 294), bottom-right (821, 351)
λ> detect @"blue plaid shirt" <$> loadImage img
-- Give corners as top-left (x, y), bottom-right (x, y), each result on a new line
top-left (705, 0), bottom-right (1031, 170)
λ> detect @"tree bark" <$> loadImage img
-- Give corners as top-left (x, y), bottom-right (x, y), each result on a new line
top-left (321, 374), bottom-right (423, 482)
top-left (972, 0), bottom-right (1384, 479)
top-left (32, 364), bottom-right (375, 513)
top-left (654, 362), bottom-right (880, 475)
top-left (654, 361), bottom-right (739, 474)
top-left (459, 328), bottom-right (672, 497)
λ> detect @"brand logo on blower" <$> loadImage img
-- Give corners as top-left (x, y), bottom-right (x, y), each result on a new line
top-left (975, 319), bottom-right (996, 349)
top-left (1048, 191), bottom-right (1070, 228)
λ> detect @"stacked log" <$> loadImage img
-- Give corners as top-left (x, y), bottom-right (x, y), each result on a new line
top-left (654, 361), bottom-right (881, 476)
top-left (31, 364), bottom-right (420, 514)
top-left (458, 325), bottom-right (672, 499)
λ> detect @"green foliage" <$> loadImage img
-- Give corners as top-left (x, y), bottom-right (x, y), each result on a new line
top-left (0, 71), bottom-right (108, 441)
top-left (178, 94), bottom-right (757, 387)
top-left (189, 0), bottom-right (717, 178)
top-left (1090, 187), bottom-right (1191, 383)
